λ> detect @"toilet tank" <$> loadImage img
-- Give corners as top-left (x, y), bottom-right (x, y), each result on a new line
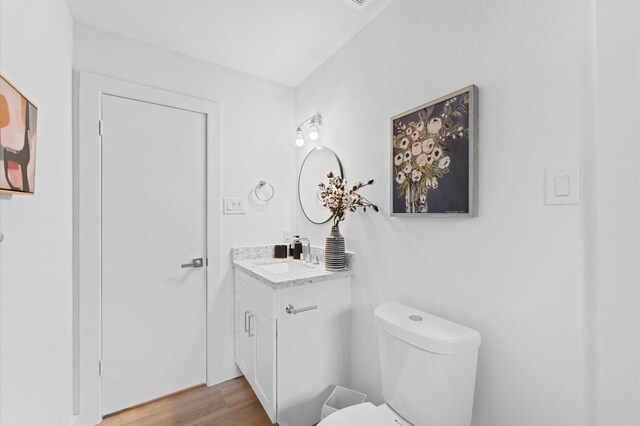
top-left (374, 303), bottom-right (481, 426)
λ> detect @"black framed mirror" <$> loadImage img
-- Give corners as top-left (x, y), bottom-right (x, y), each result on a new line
top-left (298, 146), bottom-right (344, 224)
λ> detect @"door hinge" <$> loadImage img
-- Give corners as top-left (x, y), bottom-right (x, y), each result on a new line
top-left (99, 360), bottom-right (103, 376)
top-left (99, 120), bottom-right (104, 136)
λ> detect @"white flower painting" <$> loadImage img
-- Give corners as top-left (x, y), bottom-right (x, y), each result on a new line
top-left (391, 86), bottom-right (477, 216)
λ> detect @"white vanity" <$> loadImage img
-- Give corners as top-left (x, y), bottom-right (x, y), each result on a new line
top-left (232, 247), bottom-right (353, 426)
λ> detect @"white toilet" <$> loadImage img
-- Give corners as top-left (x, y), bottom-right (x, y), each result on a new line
top-left (319, 302), bottom-right (481, 426)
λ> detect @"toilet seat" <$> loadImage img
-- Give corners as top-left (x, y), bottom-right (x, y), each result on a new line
top-left (318, 402), bottom-right (402, 426)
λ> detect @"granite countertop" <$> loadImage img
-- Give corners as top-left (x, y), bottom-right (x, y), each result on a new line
top-left (232, 245), bottom-right (354, 289)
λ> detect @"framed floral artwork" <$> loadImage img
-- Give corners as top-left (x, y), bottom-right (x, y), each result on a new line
top-left (391, 85), bottom-right (477, 216)
top-left (0, 75), bottom-right (38, 195)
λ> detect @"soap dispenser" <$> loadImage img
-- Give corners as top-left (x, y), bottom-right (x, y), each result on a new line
top-left (290, 235), bottom-right (302, 260)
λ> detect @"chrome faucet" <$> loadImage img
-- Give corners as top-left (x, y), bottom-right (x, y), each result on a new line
top-left (293, 236), bottom-right (311, 262)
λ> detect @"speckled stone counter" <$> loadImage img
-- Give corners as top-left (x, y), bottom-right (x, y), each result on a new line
top-left (232, 245), bottom-right (354, 289)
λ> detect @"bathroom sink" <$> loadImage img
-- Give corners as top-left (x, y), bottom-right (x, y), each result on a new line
top-left (232, 247), bottom-right (353, 287)
top-left (255, 259), bottom-right (318, 274)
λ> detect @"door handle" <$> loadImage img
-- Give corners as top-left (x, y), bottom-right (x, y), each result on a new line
top-left (247, 314), bottom-right (255, 337)
top-left (181, 258), bottom-right (203, 269)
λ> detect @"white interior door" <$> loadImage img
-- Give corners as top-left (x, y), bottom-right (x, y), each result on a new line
top-left (101, 94), bottom-right (207, 415)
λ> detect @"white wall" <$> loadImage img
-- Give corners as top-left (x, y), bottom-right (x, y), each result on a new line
top-left (295, 1), bottom-right (596, 425)
top-left (593, 0), bottom-right (640, 424)
top-left (0, 0), bottom-right (74, 425)
top-left (72, 23), bottom-right (295, 390)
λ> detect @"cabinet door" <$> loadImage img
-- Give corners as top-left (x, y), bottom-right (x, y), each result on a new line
top-left (252, 308), bottom-right (277, 422)
top-left (235, 291), bottom-right (253, 379)
top-left (276, 279), bottom-right (351, 426)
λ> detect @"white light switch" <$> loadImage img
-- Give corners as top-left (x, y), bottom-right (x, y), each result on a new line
top-left (554, 175), bottom-right (570, 196)
top-left (223, 197), bottom-right (247, 214)
top-left (546, 166), bottom-right (579, 205)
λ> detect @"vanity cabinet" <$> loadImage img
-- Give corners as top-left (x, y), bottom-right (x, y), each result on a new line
top-left (234, 289), bottom-right (276, 420)
top-left (234, 269), bottom-right (351, 426)
top-left (234, 291), bottom-right (252, 375)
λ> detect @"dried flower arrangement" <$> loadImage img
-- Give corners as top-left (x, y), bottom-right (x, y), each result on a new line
top-left (319, 171), bottom-right (379, 226)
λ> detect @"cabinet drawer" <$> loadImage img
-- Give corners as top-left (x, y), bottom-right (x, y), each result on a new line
top-left (236, 270), bottom-right (275, 319)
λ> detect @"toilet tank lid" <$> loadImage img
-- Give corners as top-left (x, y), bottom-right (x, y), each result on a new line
top-left (374, 302), bottom-right (481, 354)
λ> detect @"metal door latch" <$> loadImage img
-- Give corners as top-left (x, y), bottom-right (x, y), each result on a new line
top-left (181, 258), bottom-right (203, 268)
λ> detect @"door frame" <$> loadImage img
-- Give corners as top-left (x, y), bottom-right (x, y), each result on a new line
top-left (76, 72), bottom-right (222, 426)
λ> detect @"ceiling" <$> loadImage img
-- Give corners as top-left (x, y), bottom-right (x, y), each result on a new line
top-left (66, 0), bottom-right (393, 87)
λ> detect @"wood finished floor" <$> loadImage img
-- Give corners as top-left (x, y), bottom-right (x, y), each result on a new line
top-left (99, 376), bottom-right (274, 426)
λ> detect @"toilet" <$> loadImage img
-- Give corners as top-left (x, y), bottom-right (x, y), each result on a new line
top-left (319, 302), bottom-right (481, 426)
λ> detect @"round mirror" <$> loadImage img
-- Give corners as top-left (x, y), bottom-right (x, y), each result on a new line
top-left (298, 146), bottom-right (344, 224)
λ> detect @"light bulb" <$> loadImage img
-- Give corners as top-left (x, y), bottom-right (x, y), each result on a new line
top-left (308, 122), bottom-right (320, 140)
top-left (295, 129), bottom-right (305, 147)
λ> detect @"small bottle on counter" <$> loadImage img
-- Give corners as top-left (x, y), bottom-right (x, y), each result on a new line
top-left (290, 236), bottom-right (302, 260)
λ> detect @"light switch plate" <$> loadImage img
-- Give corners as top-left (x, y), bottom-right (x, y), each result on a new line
top-left (554, 175), bottom-right (570, 196)
top-left (546, 165), bottom-right (579, 205)
top-left (223, 197), bottom-right (246, 214)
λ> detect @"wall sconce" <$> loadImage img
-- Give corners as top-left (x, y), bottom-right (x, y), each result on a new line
top-left (295, 127), bottom-right (305, 147)
top-left (294, 113), bottom-right (322, 147)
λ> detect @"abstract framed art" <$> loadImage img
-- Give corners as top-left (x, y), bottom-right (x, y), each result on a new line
top-left (391, 85), bottom-right (477, 217)
top-left (0, 75), bottom-right (38, 195)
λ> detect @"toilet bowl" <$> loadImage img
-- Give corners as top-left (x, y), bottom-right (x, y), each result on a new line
top-left (318, 302), bottom-right (481, 426)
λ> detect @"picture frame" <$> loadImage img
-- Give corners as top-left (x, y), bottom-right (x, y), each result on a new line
top-left (390, 85), bottom-right (477, 217)
top-left (0, 74), bottom-right (38, 195)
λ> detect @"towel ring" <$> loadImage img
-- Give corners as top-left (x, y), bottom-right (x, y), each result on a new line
top-left (255, 180), bottom-right (275, 202)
